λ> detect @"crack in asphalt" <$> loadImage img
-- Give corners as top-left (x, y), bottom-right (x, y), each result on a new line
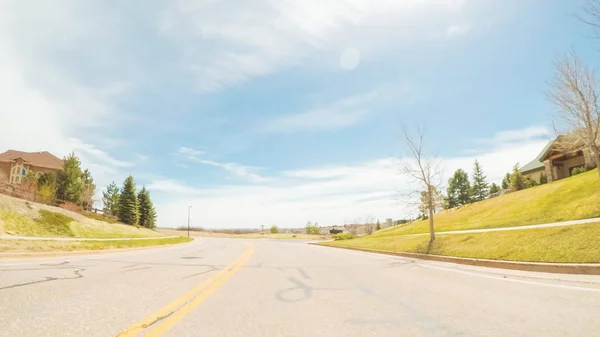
top-left (123, 267), bottom-right (151, 272)
top-left (0, 268), bottom-right (85, 291)
top-left (181, 267), bottom-right (218, 280)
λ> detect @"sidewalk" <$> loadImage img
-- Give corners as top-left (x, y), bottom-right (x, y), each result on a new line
top-left (0, 235), bottom-right (177, 241)
top-left (404, 217), bottom-right (600, 237)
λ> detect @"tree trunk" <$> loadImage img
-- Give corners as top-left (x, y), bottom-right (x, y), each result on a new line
top-left (427, 184), bottom-right (435, 242)
top-left (428, 207), bottom-right (435, 242)
top-left (590, 143), bottom-right (600, 181)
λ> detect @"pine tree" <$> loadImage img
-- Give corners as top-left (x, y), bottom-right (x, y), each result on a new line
top-left (501, 173), bottom-right (511, 190)
top-left (446, 169), bottom-right (471, 208)
top-left (118, 176), bottom-right (139, 225)
top-left (102, 182), bottom-right (120, 216)
top-left (81, 169), bottom-right (96, 211)
top-left (138, 186), bottom-right (156, 228)
top-left (470, 160), bottom-right (489, 201)
top-left (376, 219), bottom-right (381, 231)
top-left (56, 152), bottom-right (84, 204)
top-left (489, 183), bottom-right (500, 194)
top-left (510, 164), bottom-right (526, 191)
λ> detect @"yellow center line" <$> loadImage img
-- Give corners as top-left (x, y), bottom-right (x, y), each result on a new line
top-left (114, 244), bottom-right (254, 337)
top-left (144, 245), bottom-right (255, 336)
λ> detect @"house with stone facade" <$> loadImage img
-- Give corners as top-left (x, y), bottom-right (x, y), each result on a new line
top-left (520, 136), bottom-right (594, 183)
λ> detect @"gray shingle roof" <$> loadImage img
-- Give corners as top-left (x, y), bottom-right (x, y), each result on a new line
top-left (519, 141), bottom-right (553, 174)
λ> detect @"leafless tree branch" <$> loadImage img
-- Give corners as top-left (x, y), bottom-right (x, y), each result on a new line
top-left (547, 52), bottom-right (600, 180)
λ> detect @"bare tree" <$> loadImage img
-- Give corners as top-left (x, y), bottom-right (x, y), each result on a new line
top-left (547, 52), bottom-right (600, 180)
top-left (363, 215), bottom-right (376, 235)
top-left (579, 0), bottom-right (600, 41)
top-left (401, 127), bottom-right (443, 242)
top-left (345, 217), bottom-right (361, 236)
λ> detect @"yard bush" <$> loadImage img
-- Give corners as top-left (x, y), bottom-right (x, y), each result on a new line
top-left (305, 221), bottom-right (320, 235)
top-left (572, 167), bottom-right (586, 176)
top-left (333, 233), bottom-right (355, 240)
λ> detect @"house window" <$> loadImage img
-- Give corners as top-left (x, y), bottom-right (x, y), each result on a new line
top-left (9, 164), bottom-right (26, 184)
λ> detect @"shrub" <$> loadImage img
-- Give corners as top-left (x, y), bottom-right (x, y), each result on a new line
top-left (270, 225), bottom-right (279, 234)
top-left (305, 221), bottom-right (320, 235)
top-left (333, 233), bottom-right (355, 240)
top-left (58, 201), bottom-right (83, 212)
top-left (37, 183), bottom-right (56, 205)
top-left (572, 167), bottom-right (586, 176)
top-left (539, 173), bottom-right (548, 185)
top-left (525, 178), bottom-right (538, 188)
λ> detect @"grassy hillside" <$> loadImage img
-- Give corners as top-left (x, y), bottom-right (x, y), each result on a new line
top-left (322, 170), bottom-right (600, 263)
top-left (323, 222), bottom-right (600, 263)
top-left (379, 169), bottom-right (600, 237)
top-left (1, 237), bottom-right (192, 252)
top-left (0, 193), bottom-right (163, 239)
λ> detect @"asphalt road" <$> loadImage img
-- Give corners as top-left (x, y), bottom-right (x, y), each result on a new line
top-left (2, 238), bottom-right (600, 337)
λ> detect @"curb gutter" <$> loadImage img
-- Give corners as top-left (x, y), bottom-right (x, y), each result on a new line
top-left (314, 243), bottom-right (600, 275)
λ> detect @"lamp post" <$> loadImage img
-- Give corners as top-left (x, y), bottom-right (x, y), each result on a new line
top-left (187, 206), bottom-right (192, 238)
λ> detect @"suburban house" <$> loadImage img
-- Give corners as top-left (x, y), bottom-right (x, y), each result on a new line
top-left (0, 150), bottom-right (63, 185)
top-left (520, 137), bottom-right (593, 183)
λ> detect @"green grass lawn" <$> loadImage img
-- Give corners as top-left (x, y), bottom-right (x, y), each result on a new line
top-left (1, 209), bottom-right (76, 237)
top-left (0, 237), bottom-right (193, 252)
top-left (379, 169), bottom-right (600, 237)
top-left (1, 208), bottom-right (163, 239)
top-left (77, 211), bottom-right (120, 224)
top-left (321, 222), bottom-right (600, 263)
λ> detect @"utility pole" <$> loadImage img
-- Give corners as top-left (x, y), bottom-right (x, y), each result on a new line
top-left (187, 205), bottom-right (192, 238)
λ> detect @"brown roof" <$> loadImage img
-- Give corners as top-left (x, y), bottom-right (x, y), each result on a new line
top-left (0, 150), bottom-right (63, 170)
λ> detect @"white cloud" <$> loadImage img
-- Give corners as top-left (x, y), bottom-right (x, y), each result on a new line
top-left (446, 24), bottom-right (471, 36)
top-left (260, 91), bottom-right (378, 133)
top-left (147, 179), bottom-right (204, 195)
top-left (482, 125), bottom-right (550, 144)
top-left (153, 126), bottom-right (549, 228)
top-left (199, 160), bottom-right (269, 183)
top-left (176, 147), bottom-right (205, 162)
top-left (161, 0), bottom-right (471, 92)
top-left (69, 138), bottom-right (135, 168)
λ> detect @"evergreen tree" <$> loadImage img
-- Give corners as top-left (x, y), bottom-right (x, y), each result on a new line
top-left (446, 169), bottom-right (471, 208)
top-left (118, 176), bottom-right (139, 225)
top-left (137, 186), bottom-right (156, 228)
top-left (81, 169), bottom-right (96, 211)
top-left (470, 160), bottom-right (489, 201)
top-left (102, 182), bottom-right (120, 216)
top-left (510, 164), bottom-right (526, 191)
top-left (501, 173), bottom-right (511, 190)
top-left (489, 183), bottom-right (500, 194)
top-left (376, 219), bottom-right (381, 231)
top-left (56, 152), bottom-right (84, 204)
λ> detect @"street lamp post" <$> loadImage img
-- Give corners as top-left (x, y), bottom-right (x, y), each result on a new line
top-left (187, 206), bottom-right (192, 238)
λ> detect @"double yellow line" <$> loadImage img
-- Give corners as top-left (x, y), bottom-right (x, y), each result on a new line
top-left (115, 244), bottom-right (254, 337)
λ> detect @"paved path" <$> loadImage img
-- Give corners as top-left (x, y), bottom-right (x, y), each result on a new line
top-left (0, 235), bottom-right (177, 241)
top-left (1, 238), bottom-right (600, 337)
top-left (404, 217), bottom-right (600, 237)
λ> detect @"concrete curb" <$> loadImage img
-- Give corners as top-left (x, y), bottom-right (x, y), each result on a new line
top-left (314, 243), bottom-right (600, 275)
top-left (0, 238), bottom-right (195, 259)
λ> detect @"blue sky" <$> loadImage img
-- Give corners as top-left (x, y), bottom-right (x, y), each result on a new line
top-left (1, 0), bottom-right (598, 228)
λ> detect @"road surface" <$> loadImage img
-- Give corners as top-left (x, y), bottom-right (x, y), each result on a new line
top-left (1, 238), bottom-right (600, 337)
